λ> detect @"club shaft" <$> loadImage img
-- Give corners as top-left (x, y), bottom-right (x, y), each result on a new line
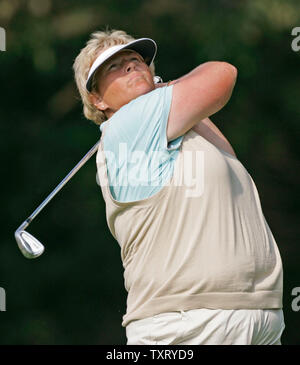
top-left (21, 141), bottom-right (100, 229)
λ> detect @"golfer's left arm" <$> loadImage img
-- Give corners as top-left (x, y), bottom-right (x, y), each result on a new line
top-left (192, 117), bottom-right (237, 157)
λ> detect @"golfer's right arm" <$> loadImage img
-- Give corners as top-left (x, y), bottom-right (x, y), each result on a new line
top-left (167, 62), bottom-right (237, 141)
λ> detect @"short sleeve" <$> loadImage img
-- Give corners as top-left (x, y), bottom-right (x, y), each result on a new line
top-left (101, 85), bottom-right (183, 155)
top-left (99, 85), bottom-right (184, 202)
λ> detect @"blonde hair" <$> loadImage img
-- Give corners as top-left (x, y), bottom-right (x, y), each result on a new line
top-left (73, 29), bottom-right (156, 125)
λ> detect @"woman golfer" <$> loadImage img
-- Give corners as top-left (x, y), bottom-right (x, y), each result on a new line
top-left (73, 29), bottom-right (285, 345)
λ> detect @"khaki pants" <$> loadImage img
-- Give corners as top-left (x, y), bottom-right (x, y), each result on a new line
top-left (126, 308), bottom-right (285, 345)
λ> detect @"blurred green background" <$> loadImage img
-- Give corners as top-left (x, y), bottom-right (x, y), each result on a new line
top-left (1, 0), bottom-right (300, 345)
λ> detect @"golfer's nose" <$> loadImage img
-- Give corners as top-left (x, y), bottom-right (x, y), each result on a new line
top-left (125, 61), bottom-right (135, 73)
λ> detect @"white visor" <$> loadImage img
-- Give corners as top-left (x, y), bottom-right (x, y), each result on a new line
top-left (86, 37), bottom-right (157, 92)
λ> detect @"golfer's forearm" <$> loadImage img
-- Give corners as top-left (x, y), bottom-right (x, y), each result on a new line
top-left (193, 117), bottom-right (225, 140)
top-left (156, 63), bottom-right (216, 87)
top-left (168, 62), bottom-right (237, 124)
top-left (192, 117), bottom-right (237, 157)
top-left (194, 117), bottom-right (222, 132)
top-left (170, 61), bottom-right (237, 86)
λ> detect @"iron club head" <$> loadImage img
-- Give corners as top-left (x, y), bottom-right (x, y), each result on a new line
top-left (15, 229), bottom-right (44, 259)
top-left (15, 140), bottom-right (101, 259)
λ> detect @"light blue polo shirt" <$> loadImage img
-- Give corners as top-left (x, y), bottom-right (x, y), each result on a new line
top-left (99, 85), bottom-right (183, 202)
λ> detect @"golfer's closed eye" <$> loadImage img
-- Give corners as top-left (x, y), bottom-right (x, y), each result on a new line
top-left (127, 56), bottom-right (141, 63)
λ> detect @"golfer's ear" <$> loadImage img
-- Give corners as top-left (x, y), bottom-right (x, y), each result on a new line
top-left (89, 93), bottom-right (108, 112)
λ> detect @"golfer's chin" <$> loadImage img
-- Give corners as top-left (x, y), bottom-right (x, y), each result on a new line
top-left (130, 80), bottom-right (155, 99)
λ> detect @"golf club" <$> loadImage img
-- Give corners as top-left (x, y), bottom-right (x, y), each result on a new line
top-left (15, 75), bottom-right (163, 259)
top-left (15, 141), bottom-right (100, 259)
